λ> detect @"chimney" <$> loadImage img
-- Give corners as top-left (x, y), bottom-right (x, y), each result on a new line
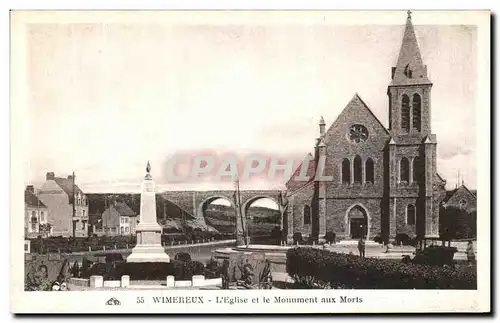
top-left (46, 172), bottom-right (55, 180)
top-left (26, 185), bottom-right (34, 193)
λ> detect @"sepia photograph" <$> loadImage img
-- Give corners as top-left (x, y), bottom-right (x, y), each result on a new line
top-left (10, 9), bottom-right (490, 313)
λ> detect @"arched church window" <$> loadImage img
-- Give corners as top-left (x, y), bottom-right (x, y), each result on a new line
top-left (354, 155), bottom-right (362, 184)
top-left (406, 204), bottom-right (416, 225)
top-left (401, 94), bottom-right (410, 132)
top-left (400, 157), bottom-right (410, 183)
top-left (303, 205), bottom-right (311, 225)
top-left (342, 159), bottom-right (350, 184)
top-left (413, 156), bottom-right (421, 183)
top-left (412, 94), bottom-right (421, 131)
top-left (365, 158), bottom-right (374, 184)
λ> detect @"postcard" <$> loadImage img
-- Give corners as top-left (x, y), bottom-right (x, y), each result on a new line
top-left (10, 9), bottom-right (490, 314)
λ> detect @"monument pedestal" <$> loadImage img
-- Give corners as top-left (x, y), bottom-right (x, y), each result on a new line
top-left (127, 162), bottom-right (170, 263)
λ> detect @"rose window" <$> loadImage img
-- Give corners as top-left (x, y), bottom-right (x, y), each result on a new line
top-left (348, 124), bottom-right (369, 143)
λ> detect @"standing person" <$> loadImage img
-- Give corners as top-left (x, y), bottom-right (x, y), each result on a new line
top-left (221, 259), bottom-right (230, 290)
top-left (358, 237), bottom-right (366, 258)
top-left (466, 240), bottom-right (476, 266)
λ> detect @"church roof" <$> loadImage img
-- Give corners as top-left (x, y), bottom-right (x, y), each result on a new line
top-left (350, 93), bottom-right (390, 135)
top-left (286, 153), bottom-right (316, 194)
top-left (390, 11), bottom-right (432, 86)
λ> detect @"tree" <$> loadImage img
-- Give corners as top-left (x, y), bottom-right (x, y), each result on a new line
top-left (440, 206), bottom-right (476, 240)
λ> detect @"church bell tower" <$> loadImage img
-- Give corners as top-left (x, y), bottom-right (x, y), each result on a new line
top-left (387, 11), bottom-right (439, 240)
top-left (388, 10), bottom-right (433, 139)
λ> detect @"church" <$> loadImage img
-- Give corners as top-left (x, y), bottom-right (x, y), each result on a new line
top-left (285, 12), bottom-right (447, 243)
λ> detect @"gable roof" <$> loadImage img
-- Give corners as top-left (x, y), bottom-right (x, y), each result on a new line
top-left (443, 184), bottom-right (477, 203)
top-left (25, 190), bottom-right (47, 208)
top-left (286, 153), bottom-right (317, 194)
top-left (53, 177), bottom-right (85, 201)
top-left (112, 202), bottom-right (136, 217)
top-left (323, 93), bottom-right (390, 138)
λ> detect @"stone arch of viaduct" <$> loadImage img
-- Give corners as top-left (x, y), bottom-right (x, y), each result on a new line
top-left (159, 190), bottom-right (284, 230)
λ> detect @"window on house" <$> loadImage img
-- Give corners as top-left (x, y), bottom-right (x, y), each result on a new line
top-left (31, 223), bottom-right (36, 231)
top-left (342, 159), bottom-right (351, 184)
top-left (413, 157), bottom-right (421, 183)
top-left (459, 199), bottom-right (467, 209)
top-left (407, 204), bottom-right (416, 225)
top-left (412, 94), bottom-right (421, 132)
top-left (81, 222), bottom-right (85, 230)
top-left (401, 94), bottom-right (410, 132)
top-left (353, 155), bottom-right (362, 184)
top-left (31, 211), bottom-right (37, 223)
top-left (124, 217), bottom-right (129, 223)
top-left (82, 210), bottom-right (86, 217)
top-left (400, 157), bottom-right (410, 183)
top-left (121, 227), bottom-right (124, 234)
top-left (125, 227), bottom-right (129, 233)
top-left (40, 211), bottom-right (44, 222)
top-left (365, 158), bottom-right (374, 184)
top-left (303, 205), bottom-right (311, 225)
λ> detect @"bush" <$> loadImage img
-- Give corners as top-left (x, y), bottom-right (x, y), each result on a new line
top-left (292, 232), bottom-right (303, 245)
top-left (395, 233), bottom-right (411, 246)
top-left (181, 261), bottom-right (205, 280)
top-left (286, 247), bottom-right (476, 289)
top-left (413, 246), bottom-right (458, 266)
top-left (324, 232), bottom-right (336, 244)
top-left (174, 252), bottom-right (192, 262)
top-left (105, 254), bottom-right (124, 264)
top-left (117, 262), bottom-right (177, 280)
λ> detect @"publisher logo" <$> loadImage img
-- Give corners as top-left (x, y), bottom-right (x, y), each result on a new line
top-left (105, 297), bottom-right (121, 306)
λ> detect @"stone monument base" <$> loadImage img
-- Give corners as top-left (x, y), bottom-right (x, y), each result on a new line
top-left (126, 225), bottom-right (170, 263)
top-left (126, 244), bottom-right (170, 263)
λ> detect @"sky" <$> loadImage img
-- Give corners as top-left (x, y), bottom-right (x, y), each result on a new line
top-left (24, 12), bottom-right (478, 197)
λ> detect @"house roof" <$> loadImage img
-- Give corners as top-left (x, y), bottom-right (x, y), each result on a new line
top-left (25, 190), bottom-right (47, 208)
top-left (443, 184), bottom-right (477, 203)
top-left (53, 177), bottom-right (85, 200)
top-left (112, 202), bottom-right (136, 217)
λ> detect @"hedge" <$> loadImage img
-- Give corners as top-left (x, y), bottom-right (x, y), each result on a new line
top-left (286, 247), bottom-right (476, 289)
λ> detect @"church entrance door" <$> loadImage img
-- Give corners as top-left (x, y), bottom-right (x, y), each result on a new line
top-left (348, 205), bottom-right (368, 239)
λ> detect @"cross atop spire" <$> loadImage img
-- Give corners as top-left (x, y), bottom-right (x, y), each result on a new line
top-left (389, 10), bottom-right (431, 86)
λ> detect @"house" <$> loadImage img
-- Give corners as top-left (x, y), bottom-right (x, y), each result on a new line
top-left (25, 185), bottom-right (50, 238)
top-left (37, 172), bottom-right (89, 237)
top-left (443, 184), bottom-right (477, 213)
top-left (285, 12), bottom-right (448, 243)
top-left (101, 201), bottom-right (138, 236)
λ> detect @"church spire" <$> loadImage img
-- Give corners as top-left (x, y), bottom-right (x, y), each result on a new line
top-left (390, 11), bottom-right (431, 86)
